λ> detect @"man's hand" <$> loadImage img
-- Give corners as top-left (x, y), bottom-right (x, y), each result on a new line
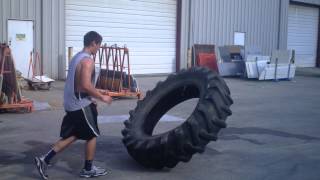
top-left (101, 95), bottom-right (112, 105)
top-left (99, 89), bottom-right (108, 94)
top-left (92, 99), bottom-right (98, 105)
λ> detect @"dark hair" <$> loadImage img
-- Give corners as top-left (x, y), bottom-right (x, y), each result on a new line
top-left (83, 31), bottom-right (102, 47)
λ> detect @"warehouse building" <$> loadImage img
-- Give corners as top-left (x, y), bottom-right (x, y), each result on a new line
top-left (0, 0), bottom-right (319, 79)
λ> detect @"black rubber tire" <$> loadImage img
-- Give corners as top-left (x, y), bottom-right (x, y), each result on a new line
top-left (122, 67), bottom-right (233, 169)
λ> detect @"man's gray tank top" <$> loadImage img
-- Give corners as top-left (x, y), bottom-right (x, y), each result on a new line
top-left (64, 51), bottom-right (94, 111)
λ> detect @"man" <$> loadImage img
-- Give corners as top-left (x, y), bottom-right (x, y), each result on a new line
top-left (34, 31), bottom-right (112, 179)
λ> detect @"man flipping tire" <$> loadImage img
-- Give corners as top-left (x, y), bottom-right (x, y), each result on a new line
top-left (34, 31), bottom-right (112, 179)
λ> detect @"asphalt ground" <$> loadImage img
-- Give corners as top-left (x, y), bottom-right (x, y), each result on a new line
top-left (0, 68), bottom-right (319, 180)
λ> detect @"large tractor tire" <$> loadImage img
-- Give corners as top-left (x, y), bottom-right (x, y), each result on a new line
top-left (122, 67), bottom-right (233, 169)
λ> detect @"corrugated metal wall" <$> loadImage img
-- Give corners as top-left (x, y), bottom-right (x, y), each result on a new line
top-left (0, 0), bottom-right (42, 56)
top-left (2, 0), bottom-right (317, 76)
top-left (279, 0), bottom-right (290, 49)
top-left (180, 0), bottom-right (290, 68)
top-left (42, 0), bottom-right (65, 79)
top-left (0, 0), bottom-right (65, 79)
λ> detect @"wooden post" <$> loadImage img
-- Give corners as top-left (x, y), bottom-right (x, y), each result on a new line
top-left (68, 47), bottom-right (73, 64)
top-left (187, 48), bottom-right (192, 68)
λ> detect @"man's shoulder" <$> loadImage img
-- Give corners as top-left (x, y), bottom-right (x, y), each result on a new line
top-left (72, 52), bottom-right (91, 62)
top-left (80, 57), bottom-right (94, 65)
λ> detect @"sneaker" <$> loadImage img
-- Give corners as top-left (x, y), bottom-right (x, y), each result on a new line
top-left (34, 156), bottom-right (48, 180)
top-left (79, 166), bottom-right (108, 178)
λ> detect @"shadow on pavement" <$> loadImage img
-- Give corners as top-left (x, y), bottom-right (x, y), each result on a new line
top-left (220, 127), bottom-right (320, 145)
top-left (1, 127), bottom-right (319, 179)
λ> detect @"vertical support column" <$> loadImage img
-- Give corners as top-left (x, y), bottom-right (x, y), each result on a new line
top-left (316, 8), bottom-right (320, 67)
top-left (175, 0), bottom-right (182, 72)
top-left (278, 0), bottom-right (289, 50)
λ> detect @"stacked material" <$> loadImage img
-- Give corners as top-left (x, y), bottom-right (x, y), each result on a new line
top-left (245, 50), bottom-right (296, 80)
top-left (0, 43), bottom-right (21, 104)
top-left (0, 43), bottom-right (32, 112)
top-left (93, 44), bottom-right (141, 99)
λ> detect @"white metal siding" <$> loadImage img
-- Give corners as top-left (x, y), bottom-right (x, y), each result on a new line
top-left (288, 5), bottom-right (319, 67)
top-left (65, 0), bottom-right (176, 74)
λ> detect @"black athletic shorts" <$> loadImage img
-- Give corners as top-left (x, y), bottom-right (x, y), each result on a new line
top-left (60, 103), bottom-right (100, 140)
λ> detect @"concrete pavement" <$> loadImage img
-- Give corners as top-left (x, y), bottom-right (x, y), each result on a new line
top-left (0, 68), bottom-right (319, 180)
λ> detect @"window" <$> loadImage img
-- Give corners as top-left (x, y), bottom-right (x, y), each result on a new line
top-left (234, 32), bottom-right (245, 46)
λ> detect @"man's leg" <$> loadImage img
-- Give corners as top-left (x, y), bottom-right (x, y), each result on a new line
top-left (35, 136), bottom-right (77, 179)
top-left (53, 136), bottom-right (78, 154)
top-left (42, 136), bottom-right (77, 164)
top-left (80, 137), bottom-right (108, 178)
top-left (85, 137), bottom-right (96, 161)
top-left (83, 137), bottom-right (96, 171)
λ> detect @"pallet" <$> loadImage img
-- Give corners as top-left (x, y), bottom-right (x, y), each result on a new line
top-left (26, 80), bottom-right (52, 90)
top-left (0, 98), bottom-right (33, 113)
top-left (25, 77), bottom-right (53, 90)
top-left (99, 88), bottom-right (142, 99)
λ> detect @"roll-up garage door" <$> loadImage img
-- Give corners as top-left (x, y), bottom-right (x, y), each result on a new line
top-left (65, 0), bottom-right (176, 74)
top-left (288, 5), bottom-right (319, 67)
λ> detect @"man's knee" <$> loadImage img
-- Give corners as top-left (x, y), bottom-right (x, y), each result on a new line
top-left (86, 136), bottom-right (97, 142)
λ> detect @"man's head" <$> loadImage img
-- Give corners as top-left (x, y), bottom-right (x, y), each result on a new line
top-left (83, 31), bottom-right (102, 54)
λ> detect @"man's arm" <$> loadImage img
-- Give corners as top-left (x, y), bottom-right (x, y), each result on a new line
top-left (79, 58), bottom-right (112, 104)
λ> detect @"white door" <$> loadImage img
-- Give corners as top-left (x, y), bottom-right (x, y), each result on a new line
top-left (7, 20), bottom-right (34, 78)
top-left (288, 5), bottom-right (319, 67)
top-left (65, 0), bottom-right (176, 74)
